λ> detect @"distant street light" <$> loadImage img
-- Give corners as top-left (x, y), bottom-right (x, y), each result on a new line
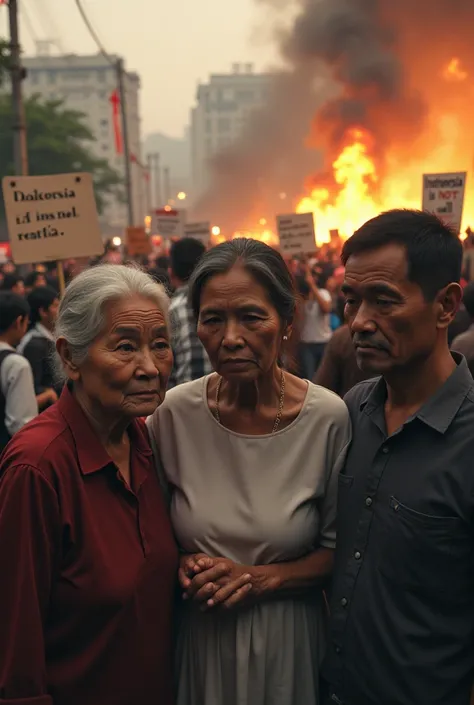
top-left (177, 191), bottom-right (187, 201)
top-left (112, 236), bottom-right (122, 247)
top-left (211, 226), bottom-right (221, 236)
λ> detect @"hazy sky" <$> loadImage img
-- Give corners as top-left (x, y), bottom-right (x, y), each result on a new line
top-left (0, 0), bottom-right (280, 139)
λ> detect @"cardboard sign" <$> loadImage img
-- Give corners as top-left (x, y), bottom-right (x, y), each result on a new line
top-left (422, 172), bottom-right (467, 233)
top-left (184, 221), bottom-right (211, 246)
top-left (126, 226), bottom-right (151, 256)
top-left (2, 172), bottom-right (103, 265)
top-left (277, 212), bottom-right (316, 255)
top-left (151, 208), bottom-right (186, 239)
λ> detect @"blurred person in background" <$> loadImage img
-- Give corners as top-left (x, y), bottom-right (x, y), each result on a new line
top-left (168, 237), bottom-right (212, 386)
top-left (315, 323), bottom-right (375, 397)
top-left (0, 264), bottom-right (177, 705)
top-left (295, 263), bottom-right (333, 381)
top-left (24, 269), bottom-right (47, 293)
top-left (148, 238), bottom-right (351, 705)
top-left (451, 281), bottom-right (474, 376)
top-left (2, 272), bottom-right (25, 296)
top-left (0, 292), bottom-right (37, 452)
top-left (18, 286), bottom-right (61, 411)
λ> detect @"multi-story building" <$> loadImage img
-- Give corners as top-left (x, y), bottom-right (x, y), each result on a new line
top-left (190, 64), bottom-right (271, 199)
top-left (21, 52), bottom-right (144, 233)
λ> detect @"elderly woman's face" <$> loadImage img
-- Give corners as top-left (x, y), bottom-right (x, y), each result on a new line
top-left (73, 295), bottom-right (172, 418)
top-left (197, 265), bottom-right (286, 381)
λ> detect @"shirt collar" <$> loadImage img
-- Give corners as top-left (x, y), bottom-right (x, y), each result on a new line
top-left (35, 322), bottom-right (55, 342)
top-left (57, 384), bottom-right (152, 475)
top-left (172, 284), bottom-right (188, 297)
top-left (360, 352), bottom-right (473, 435)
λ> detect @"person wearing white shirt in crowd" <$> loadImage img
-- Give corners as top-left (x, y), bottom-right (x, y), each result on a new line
top-left (0, 292), bottom-right (37, 452)
top-left (297, 264), bottom-right (333, 381)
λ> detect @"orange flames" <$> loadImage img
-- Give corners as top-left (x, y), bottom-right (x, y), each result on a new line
top-left (293, 55), bottom-right (474, 246)
top-left (229, 56), bottom-right (474, 249)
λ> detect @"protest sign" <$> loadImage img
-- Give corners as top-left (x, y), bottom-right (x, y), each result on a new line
top-left (126, 226), bottom-right (151, 256)
top-left (277, 212), bottom-right (316, 255)
top-left (1, 172), bottom-right (103, 265)
top-left (184, 221), bottom-right (211, 246)
top-left (151, 208), bottom-right (186, 239)
top-left (422, 172), bottom-right (467, 233)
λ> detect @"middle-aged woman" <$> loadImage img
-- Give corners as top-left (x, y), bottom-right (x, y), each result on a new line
top-left (147, 238), bottom-right (352, 705)
top-left (0, 264), bottom-right (178, 705)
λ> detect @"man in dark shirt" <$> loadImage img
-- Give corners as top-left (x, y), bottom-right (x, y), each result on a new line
top-left (322, 209), bottom-right (474, 705)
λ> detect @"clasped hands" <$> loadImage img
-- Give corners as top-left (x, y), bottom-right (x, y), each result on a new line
top-left (179, 553), bottom-right (258, 611)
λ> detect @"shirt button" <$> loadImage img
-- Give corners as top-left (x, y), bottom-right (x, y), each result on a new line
top-left (365, 497), bottom-right (373, 507)
top-left (382, 446), bottom-right (389, 454)
top-left (354, 551), bottom-right (362, 560)
top-left (341, 597), bottom-right (348, 607)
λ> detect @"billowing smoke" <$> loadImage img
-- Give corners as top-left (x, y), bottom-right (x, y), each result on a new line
top-left (194, 0), bottom-right (474, 233)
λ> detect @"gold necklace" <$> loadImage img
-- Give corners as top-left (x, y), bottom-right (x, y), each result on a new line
top-left (214, 370), bottom-right (286, 434)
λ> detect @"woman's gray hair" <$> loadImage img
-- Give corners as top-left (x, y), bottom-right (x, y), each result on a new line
top-left (54, 263), bottom-right (169, 383)
top-left (188, 238), bottom-right (296, 324)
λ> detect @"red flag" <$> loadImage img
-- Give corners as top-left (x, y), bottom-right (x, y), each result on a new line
top-left (109, 90), bottom-right (123, 154)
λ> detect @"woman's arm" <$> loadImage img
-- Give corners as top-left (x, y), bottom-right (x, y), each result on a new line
top-left (0, 463), bottom-right (60, 703)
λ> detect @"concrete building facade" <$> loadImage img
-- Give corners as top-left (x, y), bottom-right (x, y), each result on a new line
top-left (190, 64), bottom-right (271, 200)
top-left (21, 52), bottom-right (144, 233)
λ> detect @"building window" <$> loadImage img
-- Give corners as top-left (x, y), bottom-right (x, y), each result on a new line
top-left (100, 119), bottom-right (109, 127)
top-left (206, 118), bottom-right (212, 134)
top-left (237, 90), bottom-right (255, 103)
top-left (30, 72), bottom-right (39, 85)
top-left (97, 69), bottom-right (106, 83)
top-left (47, 71), bottom-right (56, 84)
top-left (218, 117), bottom-right (231, 133)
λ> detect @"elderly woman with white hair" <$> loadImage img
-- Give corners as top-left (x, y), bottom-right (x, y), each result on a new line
top-left (0, 264), bottom-right (178, 705)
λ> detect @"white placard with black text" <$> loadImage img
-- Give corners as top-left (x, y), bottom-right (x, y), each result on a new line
top-left (277, 212), bottom-right (316, 255)
top-left (422, 172), bottom-right (467, 233)
top-left (184, 221), bottom-right (211, 245)
top-left (151, 208), bottom-right (186, 239)
top-left (2, 172), bottom-right (103, 265)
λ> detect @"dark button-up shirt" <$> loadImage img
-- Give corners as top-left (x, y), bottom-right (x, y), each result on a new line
top-left (0, 385), bottom-right (178, 705)
top-left (323, 354), bottom-right (474, 705)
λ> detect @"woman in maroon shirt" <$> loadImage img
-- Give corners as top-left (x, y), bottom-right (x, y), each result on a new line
top-left (0, 264), bottom-right (178, 705)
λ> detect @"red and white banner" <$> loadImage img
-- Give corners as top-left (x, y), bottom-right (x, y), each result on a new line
top-left (109, 90), bottom-right (123, 155)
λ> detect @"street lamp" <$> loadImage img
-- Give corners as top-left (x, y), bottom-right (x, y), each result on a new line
top-left (211, 226), bottom-right (221, 236)
top-left (177, 191), bottom-right (187, 201)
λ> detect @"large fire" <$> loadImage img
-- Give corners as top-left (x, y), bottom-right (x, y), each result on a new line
top-left (228, 56), bottom-right (474, 249)
top-left (294, 56), bottom-right (474, 245)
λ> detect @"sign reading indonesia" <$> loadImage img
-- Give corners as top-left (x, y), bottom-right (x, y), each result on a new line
top-left (2, 173), bottom-right (104, 265)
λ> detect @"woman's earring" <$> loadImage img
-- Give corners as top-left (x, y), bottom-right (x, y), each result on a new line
top-left (283, 335), bottom-right (288, 341)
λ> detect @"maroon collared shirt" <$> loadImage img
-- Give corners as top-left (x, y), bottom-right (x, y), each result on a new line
top-left (0, 385), bottom-right (178, 705)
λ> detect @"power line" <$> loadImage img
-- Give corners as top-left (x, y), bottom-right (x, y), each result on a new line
top-left (20, 1), bottom-right (38, 45)
top-left (73, 0), bottom-right (114, 65)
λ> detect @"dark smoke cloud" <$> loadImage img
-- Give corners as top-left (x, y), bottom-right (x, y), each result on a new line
top-left (194, 0), bottom-right (474, 232)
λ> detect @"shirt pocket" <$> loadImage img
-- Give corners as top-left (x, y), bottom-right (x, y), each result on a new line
top-left (376, 496), bottom-right (468, 596)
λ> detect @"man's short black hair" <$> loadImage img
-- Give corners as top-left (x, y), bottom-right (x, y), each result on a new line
top-left (27, 286), bottom-right (58, 326)
top-left (462, 282), bottom-right (474, 319)
top-left (170, 238), bottom-right (206, 283)
top-left (342, 209), bottom-right (463, 301)
top-left (2, 273), bottom-right (23, 291)
top-left (0, 292), bottom-right (30, 333)
top-left (24, 270), bottom-right (45, 288)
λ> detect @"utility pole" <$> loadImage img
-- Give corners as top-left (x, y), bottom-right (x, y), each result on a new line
top-left (116, 58), bottom-right (134, 226)
top-left (146, 153), bottom-right (153, 213)
top-left (8, 0), bottom-right (28, 176)
top-left (163, 166), bottom-right (171, 204)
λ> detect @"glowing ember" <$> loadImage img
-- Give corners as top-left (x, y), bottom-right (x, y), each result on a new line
top-left (443, 58), bottom-right (468, 82)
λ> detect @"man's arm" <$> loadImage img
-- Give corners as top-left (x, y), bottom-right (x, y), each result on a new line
top-left (3, 357), bottom-right (38, 435)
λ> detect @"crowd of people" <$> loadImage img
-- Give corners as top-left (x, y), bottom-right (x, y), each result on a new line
top-left (0, 209), bottom-right (474, 705)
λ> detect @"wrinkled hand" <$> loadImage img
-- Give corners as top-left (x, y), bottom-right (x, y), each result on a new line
top-left (179, 553), bottom-right (254, 611)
